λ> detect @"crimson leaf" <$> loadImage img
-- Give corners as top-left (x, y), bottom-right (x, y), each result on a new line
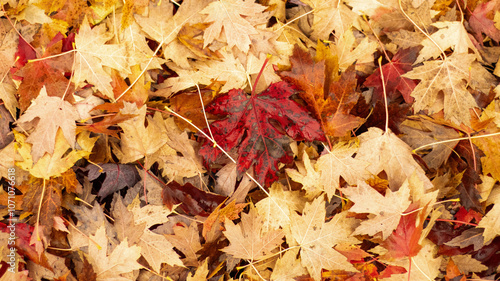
top-left (200, 81), bottom-right (326, 186)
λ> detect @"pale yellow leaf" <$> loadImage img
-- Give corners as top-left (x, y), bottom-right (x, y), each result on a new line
top-left (88, 226), bottom-right (143, 280)
top-left (342, 180), bottom-right (411, 240)
top-left (270, 248), bottom-right (308, 281)
top-left (355, 127), bottom-right (433, 190)
top-left (73, 17), bottom-right (129, 98)
top-left (404, 54), bottom-right (495, 126)
top-left (417, 21), bottom-right (480, 63)
top-left (290, 197), bottom-right (357, 281)
top-left (200, 0), bottom-right (268, 53)
top-left (222, 206), bottom-right (284, 261)
top-left (117, 103), bottom-right (174, 164)
top-left (477, 199), bottom-right (500, 244)
top-left (255, 182), bottom-right (305, 232)
top-left (16, 88), bottom-right (79, 162)
top-left (139, 229), bottom-right (183, 272)
top-left (187, 259), bottom-right (209, 281)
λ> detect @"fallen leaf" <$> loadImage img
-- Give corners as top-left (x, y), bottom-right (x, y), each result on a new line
top-left (16, 88), bottom-right (79, 162)
top-left (290, 197), bottom-right (357, 281)
top-left (222, 205), bottom-right (284, 261)
top-left (403, 54), bottom-right (495, 126)
top-left (355, 127), bottom-right (433, 191)
top-left (200, 0), bottom-right (268, 53)
top-left (342, 180), bottom-right (411, 240)
top-left (200, 81), bottom-right (326, 186)
top-left (87, 226), bottom-right (143, 280)
top-left (88, 163), bottom-right (140, 199)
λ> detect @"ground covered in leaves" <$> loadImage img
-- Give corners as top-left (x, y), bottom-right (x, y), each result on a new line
top-left (1, 0), bottom-right (500, 280)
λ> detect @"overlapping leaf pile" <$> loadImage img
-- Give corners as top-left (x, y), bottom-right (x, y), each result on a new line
top-left (1, 0), bottom-right (500, 280)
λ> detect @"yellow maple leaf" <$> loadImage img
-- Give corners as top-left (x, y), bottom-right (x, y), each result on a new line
top-left (342, 180), bottom-right (411, 240)
top-left (403, 54), bottom-right (495, 126)
top-left (200, 0), bottom-right (268, 53)
top-left (87, 226), bottom-right (143, 279)
top-left (222, 205), bottom-right (284, 261)
top-left (73, 16), bottom-right (131, 99)
top-left (16, 87), bottom-right (79, 162)
top-left (15, 129), bottom-right (94, 179)
top-left (290, 197), bottom-right (358, 281)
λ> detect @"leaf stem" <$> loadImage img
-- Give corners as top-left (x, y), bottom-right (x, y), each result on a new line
top-left (251, 54), bottom-right (271, 96)
top-left (412, 132), bottom-right (500, 153)
top-left (377, 57), bottom-right (389, 133)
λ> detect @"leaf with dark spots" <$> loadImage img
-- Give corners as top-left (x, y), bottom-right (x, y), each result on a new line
top-left (199, 81), bottom-right (326, 186)
top-left (162, 181), bottom-right (226, 216)
top-left (364, 47), bottom-right (420, 103)
top-left (88, 163), bottom-right (141, 198)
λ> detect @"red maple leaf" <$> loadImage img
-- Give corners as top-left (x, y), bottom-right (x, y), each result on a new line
top-left (469, 1), bottom-right (500, 43)
top-left (15, 33), bottom-right (75, 112)
top-left (364, 47), bottom-right (420, 103)
top-left (380, 204), bottom-right (424, 260)
top-left (200, 81), bottom-right (326, 186)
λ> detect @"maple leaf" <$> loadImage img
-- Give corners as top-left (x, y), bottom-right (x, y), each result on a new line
top-left (278, 45), bottom-right (364, 137)
top-left (400, 117), bottom-right (460, 170)
top-left (301, 0), bottom-right (358, 40)
top-left (0, 80), bottom-right (18, 119)
top-left (203, 200), bottom-right (247, 239)
top-left (73, 16), bottom-right (130, 99)
top-left (364, 47), bottom-right (420, 103)
top-left (222, 206), bottom-right (284, 261)
top-left (290, 197), bottom-right (357, 281)
top-left (315, 140), bottom-right (370, 198)
top-left (186, 259), bottom-right (209, 281)
top-left (472, 132), bottom-right (500, 182)
top-left (469, 1), bottom-right (500, 43)
top-left (111, 195), bottom-right (183, 273)
top-left (154, 117), bottom-right (206, 182)
top-left (16, 88), bottom-right (79, 162)
top-left (21, 171), bottom-right (76, 241)
top-left (287, 141), bottom-right (370, 199)
top-left (200, 81), bottom-right (326, 186)
top-left (355, 127), bottom-right (433, 191)
top-left (270, 248), bottom-right (308, 281)
top-left (477, 198), bottom-right (500, 244)
top-left (200, 0), bottom-right (268, 53)
top-left (404, 54), bottom-right (482, 125)
top-left (379, 204), bottom-right (424, 260)
top-left (116, 103), bottom-right (174, 165)
top-left (139, 229), bottom-right (184, 272)
top-left (164, 50), bottom-right (250, 94)
top-left (255, 182), bottom-right (305, 232)
top-left (342, 180), bottom-right (411, 240)
top-left (15, 130), bottom-right (93, 179)
top-left (333, 29), bottom-right (378, 71)
top-left (417, 21), bottom-right (480, 63)
top-left (88, 163), bottom-right (140, 198)
top-left (87, 226), bottom-right (143, 280)
top-left (165, 222), bottom-right (203, 267)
